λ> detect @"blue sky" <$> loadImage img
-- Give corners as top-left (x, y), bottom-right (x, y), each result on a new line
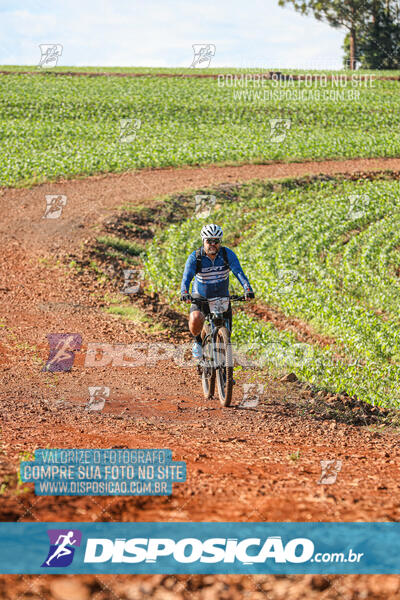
top-left (0, 0), bottom-right (345, 68)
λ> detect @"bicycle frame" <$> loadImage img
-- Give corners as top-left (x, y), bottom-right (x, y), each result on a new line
top-left (204, 312), bottom-right (229, 372)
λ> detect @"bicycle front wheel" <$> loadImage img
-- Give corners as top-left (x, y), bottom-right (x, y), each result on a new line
top-left (215, 326), bottom-right (233, 407)
top-left (201, 325), bottom-right (215, 399)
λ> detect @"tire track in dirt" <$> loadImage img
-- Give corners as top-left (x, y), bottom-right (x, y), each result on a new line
top-left (1, 159), bottom-right (400, 598)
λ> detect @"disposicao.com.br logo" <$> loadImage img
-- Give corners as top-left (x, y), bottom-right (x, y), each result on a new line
top-left (39, 531), bottom-right (364, 570)
top-left (82, 536), bottom-right (362, 565)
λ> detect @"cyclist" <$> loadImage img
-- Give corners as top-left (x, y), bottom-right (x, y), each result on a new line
top-left (180, 224), bottom-right (255, 358)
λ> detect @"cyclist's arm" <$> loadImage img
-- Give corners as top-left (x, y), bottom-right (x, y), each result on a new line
top-left (226, 248), bottom-right (253, 292)
top-left (180, 252), bottom-right (197, 295)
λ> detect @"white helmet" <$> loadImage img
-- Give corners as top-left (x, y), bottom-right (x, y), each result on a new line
top-left (200, 224), bottom-right (223, 240)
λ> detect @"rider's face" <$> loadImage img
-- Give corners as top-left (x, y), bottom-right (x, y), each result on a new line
top-left (204, 239), bottom-right (220, 255)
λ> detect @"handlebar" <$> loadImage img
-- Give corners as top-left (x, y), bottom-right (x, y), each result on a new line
top-left (188, 294), bottom-right (247, 303)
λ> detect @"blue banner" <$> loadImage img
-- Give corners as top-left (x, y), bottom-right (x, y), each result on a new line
top-left (0, 522), bottom-right (399, 574)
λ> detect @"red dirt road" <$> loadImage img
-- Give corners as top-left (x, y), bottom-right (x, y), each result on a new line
top-left (1, 159), bottom-right (400, 598)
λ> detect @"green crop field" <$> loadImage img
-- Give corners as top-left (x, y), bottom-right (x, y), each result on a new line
top-left (2, 65), bottom-right (400, 75)
top-left (1, 71), bottom-right (400, 187)
top-left (143, 176), bottom-right (400, 409)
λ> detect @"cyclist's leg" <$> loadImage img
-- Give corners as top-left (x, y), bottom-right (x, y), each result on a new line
top-left (189, 306), bottom-right (204, 337)
top-left (189, 295), bottom-right (210, 337)
top-left (224, 302), bottom-right (233, 333)
top-left (189, 305), bottom-right (206, 359)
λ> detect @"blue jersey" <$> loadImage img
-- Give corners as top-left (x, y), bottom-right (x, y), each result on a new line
top-left (181, 246), bottom-right (253, 298)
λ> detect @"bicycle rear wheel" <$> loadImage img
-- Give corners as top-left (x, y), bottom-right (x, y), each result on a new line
top-left (201, 324), bottom-right (215, 399)
top-left (215, 326), bottom-right (233, 407)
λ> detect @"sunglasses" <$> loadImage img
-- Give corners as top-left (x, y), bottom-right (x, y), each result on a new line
top-left (205, 238), bottom-right (221, 244)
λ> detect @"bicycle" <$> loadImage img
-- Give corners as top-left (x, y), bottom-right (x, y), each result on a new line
top-left (189, 294), bottom-right (246, 407)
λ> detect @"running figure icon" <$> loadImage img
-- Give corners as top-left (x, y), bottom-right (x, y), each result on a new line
top-left (45, 531), bottom-right (77, 566)
top-left (41, 529), bottom-right (82, 568)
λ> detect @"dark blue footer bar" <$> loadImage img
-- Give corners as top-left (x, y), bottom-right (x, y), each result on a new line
top-left (0, 522), bottom-right (398, 574)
